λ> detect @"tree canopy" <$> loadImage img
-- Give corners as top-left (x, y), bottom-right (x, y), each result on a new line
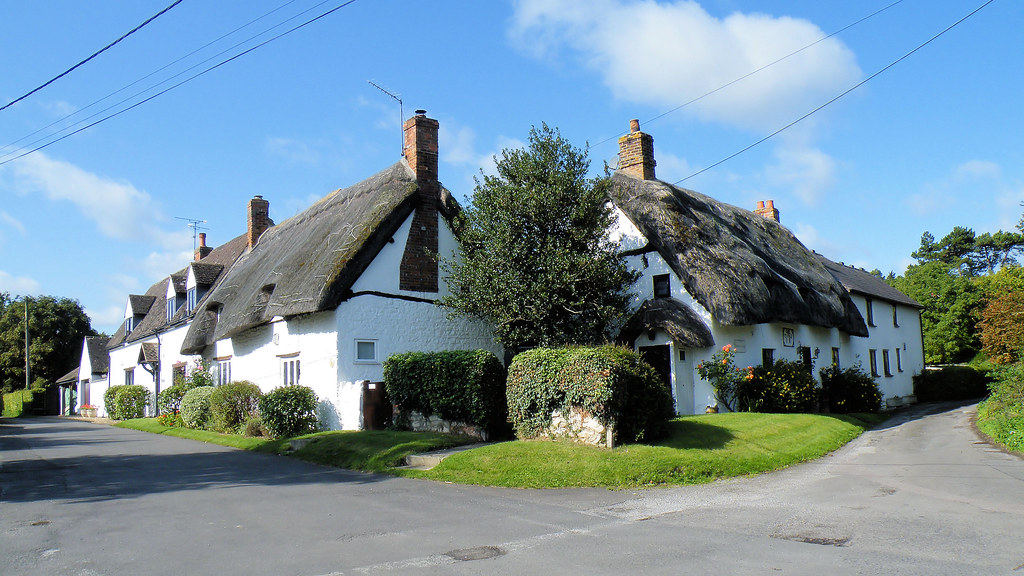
top-left (441, 124), bottom-right (639, 351)
top-left (0, 293), bottom-right (97, 393)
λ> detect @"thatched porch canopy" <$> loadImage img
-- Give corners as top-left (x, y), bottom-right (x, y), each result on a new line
top-left (618, 298), bottom-right (715, 348)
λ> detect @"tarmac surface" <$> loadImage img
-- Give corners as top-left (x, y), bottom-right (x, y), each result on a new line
top-left (2, 401), bottom-right (1022, 575)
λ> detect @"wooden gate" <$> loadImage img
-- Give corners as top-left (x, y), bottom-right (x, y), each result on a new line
top-left (361, 381), bottom-right (392, 430)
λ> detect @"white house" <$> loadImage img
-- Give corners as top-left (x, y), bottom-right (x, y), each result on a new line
top-left (179, 111), bottom-right (500, 430)
top-left (609, 119), bottom-right (923, 413)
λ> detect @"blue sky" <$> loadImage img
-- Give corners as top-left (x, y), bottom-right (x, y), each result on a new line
top-left (1, 0), bottom-right (1020, 335)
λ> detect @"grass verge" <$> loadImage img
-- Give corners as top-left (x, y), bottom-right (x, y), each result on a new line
top-left (976, 399), bottom-right (1024, 453)
top-left (116, 412), bottom-right (884, 489)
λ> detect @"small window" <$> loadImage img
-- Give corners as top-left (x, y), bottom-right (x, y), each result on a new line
top-left (653, 274), bottom-right (671, 298)
top-left (866, 299), bottom-right (875, 327)
top-left (187, 287), bottom-right (197, 313)
top-left (282, 359), bottom-right (300, 386)
top-left (882, 350), bottom-right (892, 377)
top-left (217, 360), bottom-right (232, 385)
top-left (892, 304), bottom-right (899, 328)
top-left (356, 340), bottom-right (378, 363)
top-left (831, 347), bottom-right (840, 369)
top-left (896, 348), bottom-right (903, 372)
top-left (166, 298), bottom-right (175, 322)
top-left (125, 317), bottom-right (134, 335)
top-left (124, 367), bottom-right (135, 387)
top-left (869, 349), bottom-right (878, 377)
top-left (799, 346), bottom-right (812, 370)
top-left (761, 348), bottom-right (775, 368)
top-left (172, 364), bottom-right (186, 386)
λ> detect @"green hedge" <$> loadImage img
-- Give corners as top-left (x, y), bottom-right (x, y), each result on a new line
top-left (112, 385), bottom-right (150, 420)
top-left (913, 366), bottom-right (990, 402)
top-left (180, 386), bottom-right (216, 429)
top-left (977, 363), bottom-right (1024, 452)
top-left (2, 389), bottom-right (36, 418)
top-left (819, 364), bottom-right (882, 413)
top-left (383, 349), bottom-right (506, 434)
top-left (739, 360), bottom-right (819, 413)
top-left (507, 345), bottom-right (674, 443)
top-left (103, 385), bottom-right (124, 419)
top-left (258, 385), bottom-right (318, 438)
top-left (209, 381), bottom-right (263, 434)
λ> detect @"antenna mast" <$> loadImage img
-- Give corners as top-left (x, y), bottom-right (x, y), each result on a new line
top-left (367, 80), bottom-right (403, 155)
top-left (175, 216), bottom-right (208, 252)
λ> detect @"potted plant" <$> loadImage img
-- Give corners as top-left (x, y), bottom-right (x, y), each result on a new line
top-left (80, 404), bottom-right (97, 418)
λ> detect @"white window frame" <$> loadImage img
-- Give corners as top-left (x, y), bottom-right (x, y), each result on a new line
top-left (125, 367), bottom-right (135, 387)
top-left (217, 360), bottom-right (232, 386)
top-left (354, 339), bottom-right (378, 364)
top-left (166, 298), bottom-right (176, 322)
top-left (282, 358), bottom-right (300, 386)
top-left (186, 287), bottom-right (197, 313)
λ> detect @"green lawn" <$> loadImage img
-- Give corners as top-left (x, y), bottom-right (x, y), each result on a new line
top-left (116, 412), bottom-right (884, 489)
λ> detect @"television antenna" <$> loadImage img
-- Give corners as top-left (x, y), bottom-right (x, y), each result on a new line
top-left (175, 216), bottom-right (208, 252)
top-left (368, 80), bottom-right (403, 155)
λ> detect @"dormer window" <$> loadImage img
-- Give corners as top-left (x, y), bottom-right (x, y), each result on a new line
top-left (125, 317), bottom-right (134, 335)
top-left (653, 274), bottom-right (671, 298)
top-left (166, 298), bottom-right (176, 322)
top-left (187, 287), bottom-right (197, 313)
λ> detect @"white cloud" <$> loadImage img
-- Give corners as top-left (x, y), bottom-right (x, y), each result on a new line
top-left (908, 159), bottom-right (1022, 225)
top-left (40, 100), bottom-right (77, 117)
top-left (510, 0), bottom-right (861, 132)
top-left (6, 151), bottom-right (177, 246)
top-left (791, 223), bottom-right (838, 257)
top-left (265, 136), bottom-right (320, 165)
top-left (86, 304), bottom-right (128, 332)
top-left (763, 142), bottom-right (837, 205)
top-left (0, 270), bottom-right (40, 295)
top-left (440, 123), bottom-right (478, 166)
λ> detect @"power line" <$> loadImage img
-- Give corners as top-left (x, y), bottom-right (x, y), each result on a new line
top-left (0, 0), bottom-right (309, 158)
top-left (0, 0), bottom-right (361, 167)
top-left (0, 0), bottom-right (184, 113)
top-left (673, 0), bottom-right (995, 185)
top-left (589, 0), bottom-right (907, 151)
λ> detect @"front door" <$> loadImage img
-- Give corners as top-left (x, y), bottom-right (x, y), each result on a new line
top-left (638, 344), bottom-right (672, 392)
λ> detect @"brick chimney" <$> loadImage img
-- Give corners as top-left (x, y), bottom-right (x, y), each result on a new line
top-left (247, 195), bottom-right (273, 249)
top-left (400, 110), bottom-right (440, 293)
top-left (194, 232), bottom-right (212, 261)
top-left (755, 200), bottom-right (780, 223)
top-left (617, 119), bottom-right (656, 180)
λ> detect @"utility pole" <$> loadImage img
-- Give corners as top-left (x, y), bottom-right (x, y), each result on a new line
top-left (24, 298), bottom-right (30, 390)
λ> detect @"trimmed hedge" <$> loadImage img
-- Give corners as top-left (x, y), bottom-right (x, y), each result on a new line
top-left (209, 381), bottom-right (263, 434)
top-left (507, 345), bottom-right (674, 443)
top-left (103, 385), bottom-right (124, 419)
top-left (259, 385), bottom-right (319, 438)
top-left (820, 364), bottom-right (881, 413)
top-left (914, 366), bottom-right (990, 402)
top-left (112, 385), bottom-right (150, 420)
top-left (158, 383), bottom-right (189, 414)
top-left (383, 350), bottom-right (506, 433)
top-left (180, 386), bottom-right (216, 429)
top-left (741, 360), bottom-right (819, 413)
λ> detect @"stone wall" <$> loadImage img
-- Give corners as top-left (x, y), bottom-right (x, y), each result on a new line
top-left (546, 407), bottom-right (613, 448)
top-left (404, 410), bottom-right (487, 441)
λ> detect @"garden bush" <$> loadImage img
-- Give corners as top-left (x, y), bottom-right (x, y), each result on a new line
top-left (258, 385), bottom-right (319, 438)
top-left (741, 360), bottom-right (819, 413)
top-left (913, 365), bottom-right (990, 402)
top-left (507, 345), bottom-right (674, 443)
top-left (209, 381), bottom-right (263, 434)
top-left (383, 350), bottom-right (506, 434)
top-left (977, 362), bottom-right (1024, 452)
top-left (180, 386), bottom-right (216, 429)
top-left (158, 383), bottom-right (189, 414)
top-left (819, 364), bottom-right (882, 413)
top-left (112, 385), bottom-right (149, 420)
top-left (103, 385), bottom-right (124, 419)
top-left (243, 415), bottom-right (268, 438)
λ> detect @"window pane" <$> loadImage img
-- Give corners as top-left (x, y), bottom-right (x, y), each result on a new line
top-left (357, 341), bottom-right (376, 361)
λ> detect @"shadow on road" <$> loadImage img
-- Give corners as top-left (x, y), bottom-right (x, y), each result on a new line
top-left (868, 398), bottom-right (983, 431)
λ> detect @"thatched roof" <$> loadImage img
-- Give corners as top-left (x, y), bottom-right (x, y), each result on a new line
top-left (609, 172), bottom-right (869, 337)
top-left (618, 298), bottom-right (715, 348)
top-left (181, 160), bottom-right (457, 354)
top-left (818, 256), bottom-right (922, 309)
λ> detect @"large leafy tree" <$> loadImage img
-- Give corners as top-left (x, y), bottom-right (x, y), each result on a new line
top-left (441, 124), bottom-right (639, 350)
top-left (889, 262), bottom-right (981, 364)
top-left (0, 293), bottom-right (97, 393)
top-left (979, 290), bottom-right (1024, 365)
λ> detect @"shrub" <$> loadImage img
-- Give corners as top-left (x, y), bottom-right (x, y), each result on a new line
top-left (913, 365), bottom-right (990, 402)
top-left (741, 360), bottom-right (819, 413)
top-left (104, 385), bottom-right (125, 419)
top-left (243, 415), bottom-right (268, 438)
top-left (180, 386), bottom-right (216, 429)
top-left (977, 362), bottom-right (1024, 452)
top-left (157, 411), bottom-right (184, 427)
top-left (158, 384), bottom-right (189, 414)
top-left (820, 364), bottom-right (881, 413)
top-left (258, 386), bottom-right (319, 438)
top-left (383, 350), bottom-right (506, 434)
top-left (507, 345), bottom-right (674, 443)
top-left (209, 381), bottom-right (263, 434)
top-left (113, 385), bottom-right (149, 420)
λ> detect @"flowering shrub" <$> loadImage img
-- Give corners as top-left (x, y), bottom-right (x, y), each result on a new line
top-left (180, 386), bottom-right (216, 429)
top-left (696, 344), bottom-right (753, 411)
top-left (744, 360), bottom-right (819, 413)
top-left (820, 364), bottom-right (881, 413)
top-left (157, 410), bottom-right (185, 427)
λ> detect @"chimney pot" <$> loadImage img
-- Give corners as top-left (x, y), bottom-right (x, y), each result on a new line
top-left (194, 232), bottom-right (212, 261)
top-left (629, 119), bottom-right (640, 133)
top-left (756, 200), bottom-right (765, 210)
top-left (754, 199), bottom-right (780, 223)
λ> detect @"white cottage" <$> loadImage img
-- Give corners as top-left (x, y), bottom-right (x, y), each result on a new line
top-left (609, 119), bottom-right (923, 413)
top-left (179, 112), bottom-right (500, 430)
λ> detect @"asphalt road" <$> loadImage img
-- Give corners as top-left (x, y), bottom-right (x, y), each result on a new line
top-left (2, 402), bottom-right (1022, 575)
